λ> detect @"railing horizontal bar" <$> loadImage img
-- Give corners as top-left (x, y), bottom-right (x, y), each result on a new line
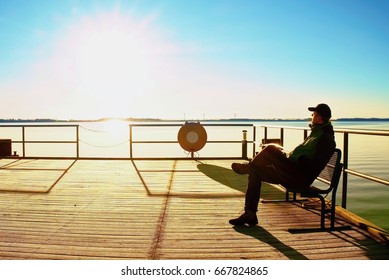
top-left (345, 168), bottom-right (389, 186)
top-left (131, 141), bottom-right (178, 144)
top-left (18, 156), bottom-right (244, 161)
top-left (335, 129), bottom-right (389, 136)
top-left (11, 141), bottom-right (78, 144)
top-left (0, 124), bottom-right (78, 128)
top-left (131, 140), bottom-right (251, 144)
top-left (208, 140), bottom-right (254, 144)
top-left (257, 125), bottom-right (389, 136)
top-left (129, 157), bottom-right (245, 160)
top-left (130, 123), bottom-right (253, 127)
top-left (20, 156), bottom-right (80, 160)
top-left (257, 125), bottom-right (306, 130)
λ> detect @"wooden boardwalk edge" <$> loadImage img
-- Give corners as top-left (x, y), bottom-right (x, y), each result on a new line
top-left (336, 206), bottom-right (389, 245)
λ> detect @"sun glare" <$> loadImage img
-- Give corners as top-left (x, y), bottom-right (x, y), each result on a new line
top-left (78, 23), bottom-right (147, 79)
top-left (48, 10), bottom-right (167, 119)
top-left (101, 119), bottom-right (128, 140)
top-left (74, 13), bottom-right (154, 90)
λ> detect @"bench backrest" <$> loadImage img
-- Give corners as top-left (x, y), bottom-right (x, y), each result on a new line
top-left (315, 148), bottom-right (343, 192)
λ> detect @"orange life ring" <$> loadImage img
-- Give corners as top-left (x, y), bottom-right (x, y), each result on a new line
top-left (177, 122), bottom-right (207, 152)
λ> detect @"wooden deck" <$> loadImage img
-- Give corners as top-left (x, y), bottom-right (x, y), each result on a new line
top-left (0, 158), bottom-right (388, 260)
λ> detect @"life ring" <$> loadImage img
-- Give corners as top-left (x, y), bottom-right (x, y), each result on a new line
top-left (177, 122), bottom-right (207, 152)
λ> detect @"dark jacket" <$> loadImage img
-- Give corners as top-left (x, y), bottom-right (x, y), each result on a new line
top-left (288, 122), bottom-right (336, 184)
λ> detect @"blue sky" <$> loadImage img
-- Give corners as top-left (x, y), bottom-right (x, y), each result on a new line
top-left (0, 0), bottom-right (388, 120)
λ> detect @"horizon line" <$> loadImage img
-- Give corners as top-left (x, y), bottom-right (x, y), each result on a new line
top-left (1, 117), bottom-right (389, 123)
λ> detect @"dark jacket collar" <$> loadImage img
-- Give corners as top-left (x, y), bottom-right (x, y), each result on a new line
top-left (310, 122), bottom-right (334, 134)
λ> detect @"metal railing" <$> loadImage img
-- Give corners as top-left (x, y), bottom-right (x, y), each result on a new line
top-left (0, 124), bottom-right (79, 158)
top-left (259, 125), bottom-right (389, 209)
top-left (2, 123), bottom-right (388, 211)
top-left (1, 123), bottom-right (255, 159)
top-left (129, 123), bottom-right (255, 159)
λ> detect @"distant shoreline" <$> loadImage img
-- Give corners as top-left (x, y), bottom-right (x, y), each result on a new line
top-left (1, 117), bottom-right (389, 123)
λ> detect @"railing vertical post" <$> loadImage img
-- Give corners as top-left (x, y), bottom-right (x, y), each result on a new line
top-left (129, 125), bottom-right (133, 159)
top-left (22, 126), bottom-right (26, 158)
top-left (280, 128), bottom-right (284, 146)
top-left (252, 125), bottom-right (256, 158)
top-left (76, 125), bottom-right (80, 158)
top-left (242, 130), bottom-right (247, 159)
top-left (342, 132), bottom-right (349, 208)
top-left (261, 126), bottom-right (268, 154)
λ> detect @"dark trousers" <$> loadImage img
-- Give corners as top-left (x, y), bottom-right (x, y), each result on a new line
top-left (245, 145), bottom-right (310, 212)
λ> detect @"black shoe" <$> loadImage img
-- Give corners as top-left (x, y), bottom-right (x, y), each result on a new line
top-left (231, 162), bottom-right (250, 175)
top-left (229, 211), bottom-right (258, 226)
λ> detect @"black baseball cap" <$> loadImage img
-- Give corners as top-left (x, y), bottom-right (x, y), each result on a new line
top-left (308, 103), bottom-right (332, 120)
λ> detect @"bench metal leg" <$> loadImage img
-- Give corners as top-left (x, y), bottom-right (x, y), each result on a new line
top-left (288, 195), bottom-right (352, 233)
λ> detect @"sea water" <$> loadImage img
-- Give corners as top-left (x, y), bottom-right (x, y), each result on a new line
top-left (0, 120), bottom-right (388, 231)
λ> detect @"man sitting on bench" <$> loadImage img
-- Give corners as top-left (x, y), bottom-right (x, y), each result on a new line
top-left (229, 103), bottom-right (336, 226)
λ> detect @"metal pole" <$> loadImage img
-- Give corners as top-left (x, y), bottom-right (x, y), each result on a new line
top-left (242, 130), bottom-right (247, 159)
top-left (76, 125), bottom-right (79, 158)
top-left (342, 132), bottom-right (349, 208)
top-left (129, 125), bottom-right (133, 159)
top-left (280, 128), bottom-right (284, 146)
top-left (22, 126), bottom-right (26, 158)
top-left (252, 126), bottom-right (256, 158)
